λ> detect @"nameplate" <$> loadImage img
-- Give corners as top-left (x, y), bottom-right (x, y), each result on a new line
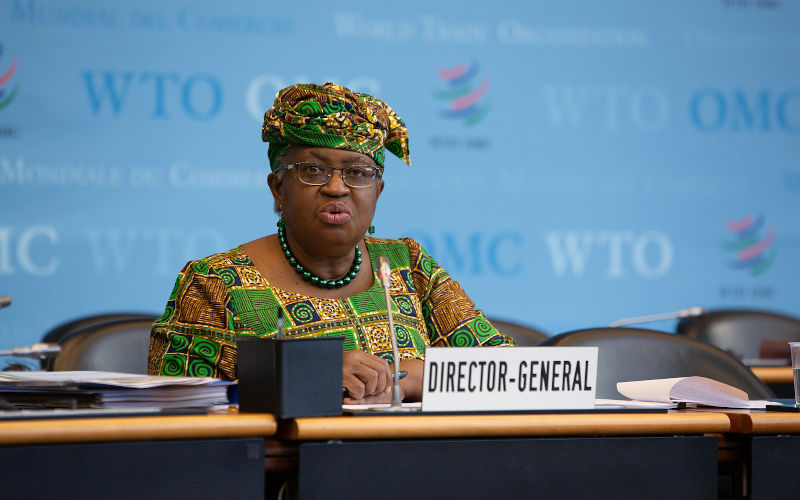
top-left (421, 347), bottom-right (598, 412)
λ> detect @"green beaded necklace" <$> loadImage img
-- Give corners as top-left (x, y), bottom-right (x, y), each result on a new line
top-left (277, 219), bottom-right (361, 289)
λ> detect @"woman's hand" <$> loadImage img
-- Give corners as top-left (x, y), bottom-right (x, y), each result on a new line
top-left (343, 387), bottom-right (404, 405)
top-left (342, 353), bottom-right (424, 405)
top-left (397, 358), bottom-right (424, 403)
top-left (342, 350), bottom-right (393, 403)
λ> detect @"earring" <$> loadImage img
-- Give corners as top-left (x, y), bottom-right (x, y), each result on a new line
top-left (368, 225), bottom-right (375, 236)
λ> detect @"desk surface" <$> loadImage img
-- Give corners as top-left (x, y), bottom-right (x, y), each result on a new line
top-left (0, 412), bottom-right (277, 446)
top-left (281, 411), bottom-right (730, 440)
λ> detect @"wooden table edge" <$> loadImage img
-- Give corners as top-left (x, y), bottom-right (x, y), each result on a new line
top-left (725, 411), bottom-right (800, 434)
top-left (280, 412), bottom-right (730, 440)
top-left (0, 413), bottom-right (277, 446)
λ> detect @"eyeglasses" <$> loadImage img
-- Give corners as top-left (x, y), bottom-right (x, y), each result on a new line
top-left (274, 162), bottom-right (381, 188)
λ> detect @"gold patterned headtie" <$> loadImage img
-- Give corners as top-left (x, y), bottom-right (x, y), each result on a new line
top-left (262, 82), bottom-right (410, 171)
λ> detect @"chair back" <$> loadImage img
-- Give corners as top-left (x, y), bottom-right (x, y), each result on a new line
top-left (539, 327), bottom-right (774, 399)
top-left (42, 312), bottom-right (157, 344)
top-left (52, 317), bottom-right (158, 374)
top-left (41, 312), bottom-right (157, 370)
top-left (487, 317), bottom-right (548, 346)
top-left (677, 309), bottom-right (800, 361)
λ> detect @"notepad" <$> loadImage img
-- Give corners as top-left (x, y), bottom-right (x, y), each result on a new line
top-left (616, 376), bottom-right (773, 409)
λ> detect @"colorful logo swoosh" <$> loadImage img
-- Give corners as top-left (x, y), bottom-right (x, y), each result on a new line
top-left (722, 214), bottom-right (776, 276)
top-left (433, 62), bottom-right (490, 126)
top-left (0, 48), bottom-right (18, 112)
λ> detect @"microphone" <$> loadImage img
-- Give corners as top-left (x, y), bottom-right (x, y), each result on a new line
top-left (0, 342), bottom-right (61, 360)
top-left (276, 307), bottom-right (284, 341)
top-left (377, 255), bottom-right (404, 410)
top-left (0, 296), bottom-right (10, 310)
top-left (609, 306), bottom-right (707, 327)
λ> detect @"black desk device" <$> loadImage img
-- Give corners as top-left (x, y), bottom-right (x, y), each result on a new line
top-left (237, 309), bottom-right (343, 418)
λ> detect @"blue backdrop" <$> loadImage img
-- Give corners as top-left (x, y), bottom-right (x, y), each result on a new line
top-left (2, 0), bottom-right (799, 366)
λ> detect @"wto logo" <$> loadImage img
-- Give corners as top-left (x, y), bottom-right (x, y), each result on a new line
top-left (723, 214), bottom-right (776, 276)
top-left (433, 62), bottom-right (491, 126)
top-left (0, 43), bottom-right (18, 113)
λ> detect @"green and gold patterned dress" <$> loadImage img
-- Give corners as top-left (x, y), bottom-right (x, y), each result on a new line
top-left (148, 237), bottom-right (515, 380)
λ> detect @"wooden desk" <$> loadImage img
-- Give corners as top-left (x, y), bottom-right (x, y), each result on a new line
top-left (719, 410), bottom-right (800, 499)
top-left (750, 366), bottom-right (792, 385)
top-left (749, 366), bottom-right (794, 399)
top-left (0, 412), bottom-right (276, 445)
top-left (727, 409), bottom-right (800, 434)
top-left (283, 411), bottom-right (729, 440)
top-left (9, 409), bottom-right (795, 500)
top-left (281, 411), bottom-right (729, 500)
top-left (0, 412), bottom-right (277, 500)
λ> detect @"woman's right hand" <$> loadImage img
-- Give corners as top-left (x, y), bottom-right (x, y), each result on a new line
top-left (342, 350), bottom-right (392, 401)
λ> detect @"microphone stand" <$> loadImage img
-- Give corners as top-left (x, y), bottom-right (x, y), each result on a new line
top-left (609, 307), bottom-right (706, 327)
top-left (377, 256), bottom-right (413, 412)
top-left (0, 297), bottom-right (61, 369)
top-left (0, 342), bottom-right (61, 360)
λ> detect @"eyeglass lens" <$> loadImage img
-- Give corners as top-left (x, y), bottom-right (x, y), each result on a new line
top-left (296, 163), bottom-right (378, 187)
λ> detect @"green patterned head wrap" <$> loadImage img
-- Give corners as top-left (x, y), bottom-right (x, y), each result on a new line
top-left (262, 82), bottom-right (410, 172)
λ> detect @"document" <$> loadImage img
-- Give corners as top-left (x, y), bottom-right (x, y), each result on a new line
top-left (0, 371), bottom-right (232, 409)
top-left (0, 371), bottom-right (221, 388)
top-left (595, 398), bottom-right (679, 409)
top-left (616, 376), bottom-right (772, 409)
top-left (342, 402), bottom-right (422, 412)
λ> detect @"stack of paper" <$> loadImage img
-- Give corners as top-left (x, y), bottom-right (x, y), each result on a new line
top-left (0, 371), bottom-right (232, 409)
top-left (599, 376), bottom-right (773, 409)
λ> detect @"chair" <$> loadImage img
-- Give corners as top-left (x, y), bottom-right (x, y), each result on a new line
top-left (51, 316), bottom-right (158, 374)
top-left (40, 312), bottom-right (157, 369)
top-left (539, 327), bottom-right (774, 399)
top-left (486, 317), bottom-right (548, 346)
top-left (676, 309), bottom-right (800, 362)
top-left (41, 312), bottom-right (158, 344)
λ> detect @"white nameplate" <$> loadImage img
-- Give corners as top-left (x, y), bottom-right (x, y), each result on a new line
top-left (421, 347), bottom-right (598, 412)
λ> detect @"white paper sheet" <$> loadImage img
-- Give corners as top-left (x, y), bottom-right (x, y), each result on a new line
top-left (342, 402), bottom-right (422, 411)
top-left (0, 371), bottom-right (222, 388)
top-left (616, 376), bottom-right (772, 409)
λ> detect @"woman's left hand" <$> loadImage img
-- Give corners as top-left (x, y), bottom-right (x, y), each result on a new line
top-left (342, 384), bottom-right (405, 405)
top-left (341, 350), bottom-right (393, 400)
top-left (342, 358), bottom-right (423, 405)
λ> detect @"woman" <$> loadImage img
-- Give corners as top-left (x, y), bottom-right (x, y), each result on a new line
top-left (148, 82), bottom-right (514, 404)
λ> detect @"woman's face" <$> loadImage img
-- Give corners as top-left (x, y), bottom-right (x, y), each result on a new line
top-left (268, 146), bottom-right (384, 251)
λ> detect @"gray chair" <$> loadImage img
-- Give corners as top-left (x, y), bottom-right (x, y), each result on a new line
top-left (539, 327), bottom-right (774, 399)
top-left (40, 312), bottom-right (157, 369)
top-left (487, 317), bottom-right (547, 346)
top-left (52, 316), bottom-right (158, 374)
top-left (677, 309), bottom-right (800, 362)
